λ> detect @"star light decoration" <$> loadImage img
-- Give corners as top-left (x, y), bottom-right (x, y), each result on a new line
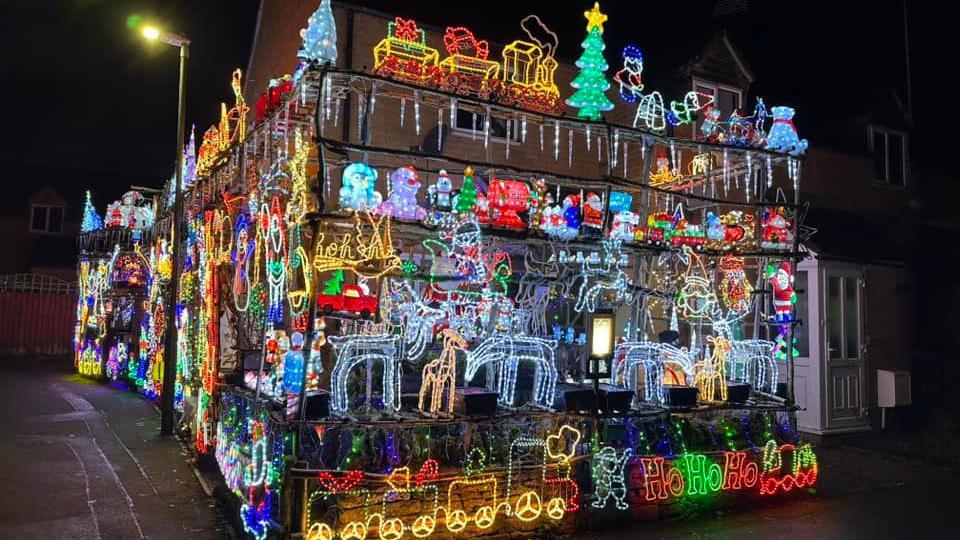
top-left (584, 2), bottom-right (608, 32)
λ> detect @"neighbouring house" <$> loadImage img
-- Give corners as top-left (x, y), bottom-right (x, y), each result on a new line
top-left (0, 182), bottom-right (82, 281)
top-left (243, 0), bottom-right (918, 435)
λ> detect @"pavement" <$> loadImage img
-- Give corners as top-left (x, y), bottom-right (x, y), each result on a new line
top-left (0, 356), bottom-right (232, 540)
top-left (1, 356), bottom-right (955, 540)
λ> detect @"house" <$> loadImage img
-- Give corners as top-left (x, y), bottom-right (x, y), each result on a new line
top-left (0, 180), bottom-right (82, 281)
top-left (243, 0), bottom-right (916, 435)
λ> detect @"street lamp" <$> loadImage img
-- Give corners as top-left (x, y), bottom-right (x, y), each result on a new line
top-left (586, 311), bottom-right (615, 393)
top-left (141, 23), bottom-right (190, 436)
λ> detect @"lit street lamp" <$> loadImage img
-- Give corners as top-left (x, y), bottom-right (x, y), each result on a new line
top-left (586, 311), bottom-right (615, 394)
top-left (141, 24), bottom-right (190, 436)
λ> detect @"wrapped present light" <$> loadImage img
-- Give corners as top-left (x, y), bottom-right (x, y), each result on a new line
top-left (487, 178), bottom-right (530, 230)
top-left (438, 26), bottom-right (500, 87)
top-left (373, 17), bottom-right (441, 83)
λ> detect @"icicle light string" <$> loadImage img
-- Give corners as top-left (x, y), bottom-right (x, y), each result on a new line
top-left (314, 136), bottom-right (800, 209)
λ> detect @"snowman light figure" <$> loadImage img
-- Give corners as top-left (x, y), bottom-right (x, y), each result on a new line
top-left (613, 45), bottom-right (644, 103)
top-left (339, 162), bottom-right (382, 212)
top-left (376, 166), bottom-right (426, 221)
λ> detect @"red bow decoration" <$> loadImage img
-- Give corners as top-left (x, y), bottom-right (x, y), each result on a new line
top-left (316, 470), bottom-right (364, 493)
top-left (392, 18), bottom-right (420, 42)
top-left (414, 459), bottom-right (439, 488)
top-left (443, 27), bottom-right (490, 60)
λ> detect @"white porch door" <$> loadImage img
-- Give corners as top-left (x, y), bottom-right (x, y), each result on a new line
top-left (823, 267), bottom-right (868, 430)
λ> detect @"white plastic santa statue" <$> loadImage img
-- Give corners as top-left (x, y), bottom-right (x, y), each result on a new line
top-left (770, 261), bottom-right (796, 322)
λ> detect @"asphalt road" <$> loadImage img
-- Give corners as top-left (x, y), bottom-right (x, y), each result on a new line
top-left (0, 357), bottom-right (952, 539)
top-left (0, 357), bottom-right (228, 539)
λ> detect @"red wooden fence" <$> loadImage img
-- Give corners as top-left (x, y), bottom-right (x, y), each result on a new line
top-left (0, 274), bottom-right (76, 356)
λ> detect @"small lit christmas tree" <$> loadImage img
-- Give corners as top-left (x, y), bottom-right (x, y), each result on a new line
top-left (81, 191), bottom-right (103, 232)
top-left (323, 269), bottom-right (344, 295)
top-left (566, 3), bottom-right (614, 120)
top-left (298, 0), bottom-right (338, 65)
top-left (456, 167), bottom-right (477, 214)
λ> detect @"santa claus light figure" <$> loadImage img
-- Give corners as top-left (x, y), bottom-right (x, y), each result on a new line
top-left (770, 261), bottom-right (796, 322)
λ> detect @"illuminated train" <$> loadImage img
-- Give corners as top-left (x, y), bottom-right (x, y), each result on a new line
top-left (300, 423), bottom-right (817, 540)
top-left (373, 17), bottom-right (562, 114)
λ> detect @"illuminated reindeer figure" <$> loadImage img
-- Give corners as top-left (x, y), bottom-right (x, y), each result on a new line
top-left (694, 336), bottom-right (730, 402)
top-left (418, 328), bottom-right (468, 415)
top-left (574, 240), bottom-right (634, 313)
top-left (712, 315), bottom-right (778, 393)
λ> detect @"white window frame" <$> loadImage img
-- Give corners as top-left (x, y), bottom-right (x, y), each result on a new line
top-left (451, 107), bottom-right (522, 143)
top-left (691, 78), bottom-right (743, 114)
top-left (869, 126), bottom-right (909, 188)
top-left (30, 203), bottom-right (64, 234)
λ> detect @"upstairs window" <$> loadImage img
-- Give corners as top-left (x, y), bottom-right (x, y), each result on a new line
top-left (30, 204), bottom-right (64, 234)
top-left (870, 127), bottom-right (907, 187)
top-left (453, 108), bottom-right (521, 142)
top-left (693, 81), bottom-right (742, 115)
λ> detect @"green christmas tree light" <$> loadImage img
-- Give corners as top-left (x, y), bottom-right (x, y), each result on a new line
top-left (456, 166), bottom-right (477, 214)
top-left (298, 0), bottom-right (338, 65)
top-left (566, 3), bottom-right (614, 121)
top-left (322, 269), bottom-right (344, 295)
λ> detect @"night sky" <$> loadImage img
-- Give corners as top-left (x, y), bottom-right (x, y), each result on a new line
top-left (1, 0), bottom-right (951, 208)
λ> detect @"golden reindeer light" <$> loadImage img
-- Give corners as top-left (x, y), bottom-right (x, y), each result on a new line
top-left (694, 336), bottom-right (731, 402)
top-left (419, 328), bottom-right (468, 415)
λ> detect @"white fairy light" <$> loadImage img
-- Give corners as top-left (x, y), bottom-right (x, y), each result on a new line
top-left (766, 155), bottom-right (773, 188)
top-left (438, 108), bottom-right (443, 150)
top-left (612, 129), bottom-right (620, 168)
top-left (554, 121), bottom-right (560, 161)
top-left (567, 129), bottom-right (573, 167)
top-left (624, 141), bottom-right (629, 176)
top-left (539, 123), bottom-right (544, 152)
top-left (484, 105), bottom-right (491, 149)
top-left (414, 90), bottom-right (421, 136)
top-left (399, 97), bottom-right (405, 128)
top-left (586, 125), bottom-right (592, 151)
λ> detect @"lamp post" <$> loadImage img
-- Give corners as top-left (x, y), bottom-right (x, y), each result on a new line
top-left (586, 311), bottom-right (615, 395)
top-left (142, 25), bottom-right (190, 436)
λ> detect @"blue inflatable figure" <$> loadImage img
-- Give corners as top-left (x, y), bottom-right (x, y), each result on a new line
top-left (765, 106), bottom-right (808, 156)
top-left (339, 162), bottom-right (382, 212)
top-left (282, 332), bottom-right (305, 395)
top-left (705, 211), bottom-right (724, 241)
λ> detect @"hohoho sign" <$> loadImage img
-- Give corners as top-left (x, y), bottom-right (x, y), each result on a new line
top-left (633, 441), bottom-right (817, 501)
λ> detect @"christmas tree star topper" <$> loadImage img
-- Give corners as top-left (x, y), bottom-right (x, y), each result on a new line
top-left (584, 2), bottom-right (608, 32)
